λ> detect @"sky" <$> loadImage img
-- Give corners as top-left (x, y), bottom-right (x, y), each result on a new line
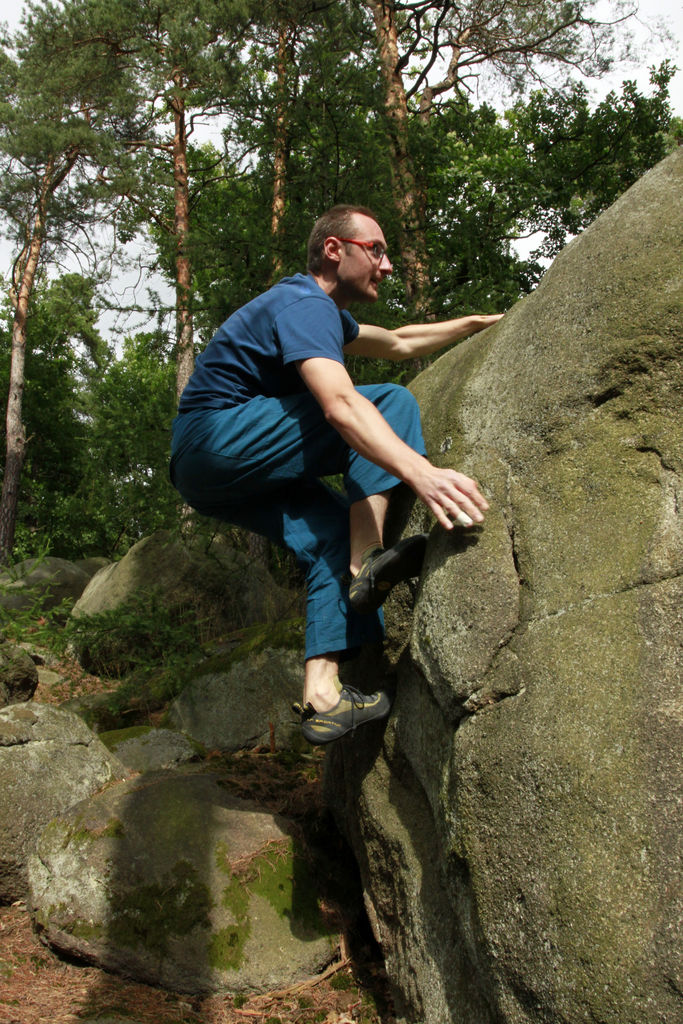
top-left (0, 0), bottom-right (681, 339)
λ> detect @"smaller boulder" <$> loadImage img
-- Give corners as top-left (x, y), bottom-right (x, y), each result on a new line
top-left (60, 691), bottom-right (126, 734)
top-left (100, 726), bottom-right (199, 773)
top-left (0, 640), bottom-right (38, 707)
top-left (28, 768), bottom-right (338, 994)
top-left (72, 530), bottom-right (300, 630)
top-left (168, 622), bottom-right (305, 752)
top-left (70, 531), bottom-right (303, 676)
top-left (0, 703), bottom-right (126, 903)
top-left (0, 557), bottom-right (90, 619)
top-left (74, 557), bottom-right (110, 579)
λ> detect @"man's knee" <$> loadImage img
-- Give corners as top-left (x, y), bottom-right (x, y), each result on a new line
top-left (358, 382), bottom-right (422, 440)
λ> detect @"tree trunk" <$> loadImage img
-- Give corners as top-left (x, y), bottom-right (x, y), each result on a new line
top-left (366, 0), bottom-right (430, 313)
top-left (247, 531), bottom-right (270, 567)
top-left (0, 181), bottom-right (48, 563)
top-left (172, 78), bottom-right (194, 400)
top-left (270, 20), bottom-right (291, 283)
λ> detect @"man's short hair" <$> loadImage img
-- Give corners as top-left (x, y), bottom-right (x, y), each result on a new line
top-left (307, 204), bottom-right (379, 273)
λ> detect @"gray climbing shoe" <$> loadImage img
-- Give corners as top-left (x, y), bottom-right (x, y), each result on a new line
top-left (293, 686), bottom-right (392, 744)
top-left (348, 533), bottom-right (428, 614)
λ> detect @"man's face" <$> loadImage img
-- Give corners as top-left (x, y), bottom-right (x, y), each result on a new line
top-left (332, 213), bottom-right (393, 304)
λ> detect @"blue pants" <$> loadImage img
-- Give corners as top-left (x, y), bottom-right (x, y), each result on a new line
top-left (170, 384), bottom-right (426, 659)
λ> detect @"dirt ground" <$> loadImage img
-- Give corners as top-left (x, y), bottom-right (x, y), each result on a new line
top-left (0, 899), bottom-right (395, 1024)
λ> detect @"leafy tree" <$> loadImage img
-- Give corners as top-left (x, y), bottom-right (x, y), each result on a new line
top-left (0, 277), bottom-right (178, 560)
top-left (63, 0), bottom-right (253, 398)
top-left (371, 0), bottom-right (639, 108)
top-left (180, 60), bottom-right (674, 362)
top-left (154, 3), bottom-right (398, 340)
top-left (76, 330), bottom-right (179, 557)
top-left (241, 1), bottom-right (381, 281)
top-left (363, 0), bottom-right (648, 310)
top-left (502, 62), bottom-right (677, 260)
top-left (245, 0), bottom-right (325, 281)
top-left (0, 274), bottom-right (107, 559)
top-left (405, 62), bottom-right (676, 324)
top-left (0, 0), bottom-right (135, 563)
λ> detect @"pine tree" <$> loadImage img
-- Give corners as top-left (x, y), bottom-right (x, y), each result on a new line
top-left (66, 0), bottom-right (253, 397)
top-left (364, 0), bottom-right (644, 311)
top-left (0, 0), bottom-right (134, 562)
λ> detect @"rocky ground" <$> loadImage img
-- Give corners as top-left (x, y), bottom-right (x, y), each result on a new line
top-left (0, 659), bottom-right (396, 1024)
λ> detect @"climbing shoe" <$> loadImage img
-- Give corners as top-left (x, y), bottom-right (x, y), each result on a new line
top-left (293, 686), bottom-right (392, 744)
top-left (348, 533), bottom-right (428, 614)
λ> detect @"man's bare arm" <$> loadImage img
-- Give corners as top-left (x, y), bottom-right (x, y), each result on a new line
top-left (343, 313), bottom-right (503, 362)
top-left (297, 357), bottom-right (488, 530)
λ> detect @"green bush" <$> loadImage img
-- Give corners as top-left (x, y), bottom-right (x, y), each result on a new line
top-left (64, 590), bottom-right (206, 679)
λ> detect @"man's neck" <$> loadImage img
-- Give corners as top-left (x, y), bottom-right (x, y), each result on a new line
top-left (309, 270), bottom-right (348, 310)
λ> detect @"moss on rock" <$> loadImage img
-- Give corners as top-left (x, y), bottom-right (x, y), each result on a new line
top-left (29, 768), bottom-right (339, 995)
top-left (98, 726), bottom-right (153, 749)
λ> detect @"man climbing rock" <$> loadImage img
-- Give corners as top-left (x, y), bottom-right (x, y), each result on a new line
top-left (170, 205), bottom-right (501, 743)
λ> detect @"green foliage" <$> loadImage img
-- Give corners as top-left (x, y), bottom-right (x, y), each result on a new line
top-left (64, 589), bottom-right (205, 679)
top-left (0, 0), bottom-right (138, 259)
top-left (503, 62), bottom-right (676, 261)
top-left (0, 560), bottom-right (75, 649)
top-left (0, 274), bottom-right (104, 558)
top-left (67, 0), bottom-right (256, 320)
top-left (413, 101), bottom-right (536, 319)
top-left (0, 281), bottom-right (179, 559)
top-left (77, 330), bottom-right (180, 557)
top-left (182, 38), bottom-right (676, 351)
top-left (405, 63), bottom-right (676, 321)
top-left (157, 2), bottom-right (399, 340)
top-left (152, 143), bottom-right (277, 344)
top-left (330, 971), bottom-right (355, 990)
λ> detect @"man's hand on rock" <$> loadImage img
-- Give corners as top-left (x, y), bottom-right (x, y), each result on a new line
top-left (469, 313), bottom-right (504, 335)
top-left (410, 460), bottom-right (489, 531)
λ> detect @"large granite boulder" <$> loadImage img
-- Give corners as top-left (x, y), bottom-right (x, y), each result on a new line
top-left (28, 767), bottom-right (338, 994)
top-left (0, 703), bottom-right (126, 903)
top-left (328, 150), bottom-right (683, 1024)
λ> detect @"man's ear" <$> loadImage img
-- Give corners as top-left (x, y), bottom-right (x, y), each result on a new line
top-left (322, 236), bottom-right (343, 265)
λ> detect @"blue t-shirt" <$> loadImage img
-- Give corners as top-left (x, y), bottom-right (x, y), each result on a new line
top-left (178, 273), bottom-right (359, 412)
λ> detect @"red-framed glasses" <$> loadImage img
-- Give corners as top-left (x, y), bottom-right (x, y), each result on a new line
top-left (335, 237), bottom-right (389, 262)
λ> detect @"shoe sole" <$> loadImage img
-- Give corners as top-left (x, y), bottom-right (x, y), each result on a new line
top-left (349, 533), bottom-right (428, 614)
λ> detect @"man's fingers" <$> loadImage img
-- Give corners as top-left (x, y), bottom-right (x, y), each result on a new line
top-left (455, 476), bottom-right (489, 512)
top-left (429, 500), bottom-right (454, 530)
top-left (434, 495), bottom-right (480, 528)
top-left (418, 466), bottom-right (490, 528)
top-left (445, 490), bottom-right (485, 523)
